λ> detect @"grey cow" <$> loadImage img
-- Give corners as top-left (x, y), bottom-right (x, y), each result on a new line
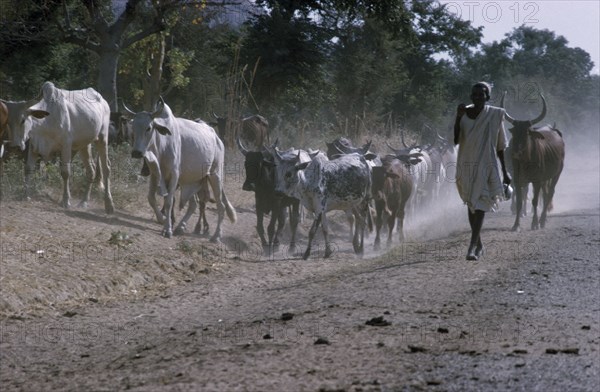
top-left (270, 148), bottom-right (372, 260)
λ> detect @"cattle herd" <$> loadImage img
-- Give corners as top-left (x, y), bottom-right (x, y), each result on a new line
top-left (0, 82), bottom-right (565, 259)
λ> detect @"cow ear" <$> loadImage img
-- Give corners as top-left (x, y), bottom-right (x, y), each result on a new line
top-left (364, 152), bottom-right (378, 161)
top-left (409, 157), bottom-right (423, 165)
top-left (529, 130), bottom-right (545, 139)
top-left (27, 109), bottom-right (50, 119)
top-left (153, 123), bottom-right (172, 135)
top-left (295, 161), bottom-right (310, 171)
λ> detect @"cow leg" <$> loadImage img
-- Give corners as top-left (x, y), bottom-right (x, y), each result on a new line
top-left (174, 193), bottom-right (197, 235)
top-left (303, 213), bottom-right (322, 260)
top-left (194, 198), bottom-right (209, 236)
top-left (161, 179), bottom-right (178, 238)
top-left (387, 208), bottom-right (397, 248)
top-left (288, 202), bottom-right (300, 255)
top-left (373, 202), bottom-right (383, 251)
top-left (274, 206), bottom-right (287, 251)
top-left (531, 183), bottom-right (542, 230)
top-left (193, 179), bottom-right (211, 235)
top-left (352, 209), bottom-right (365, 256)
top-left (511, 182), bottom-right (524, 232)
top-left (540, 178), bottom-right (557, 229)
top-left (147, 171), bottom-right (165, 224)
top-left (321, 212), bottom-right (335, 258)
top-left (269, 201), bottom-right (286, 255)
top-left (94, 140), bottom-right (114, 214)
top-left (256, 209), bottom-right (269, 252)
top-left (92, 152), bottom-right (105, 192)
top-left (59, 147), bottom-right (73, 209)
top-left (397, 198), bottom-right (408, 242)
top-left (265, 210), bottom-right (277, 256)
top-left (78, 145), bottom-right (95, 208)
top-left (207, 173), bottom-right (226, 243)
top-left (521, 184), bottom-right (529, 217)
top-left (345, 210), bottom-right (355, 241)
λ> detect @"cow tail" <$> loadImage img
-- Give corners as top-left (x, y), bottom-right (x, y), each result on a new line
top-left (222, 189), bottom-right (237, 223)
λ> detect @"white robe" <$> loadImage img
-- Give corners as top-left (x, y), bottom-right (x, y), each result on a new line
top-left (456, 105), bottom-right (508, 212)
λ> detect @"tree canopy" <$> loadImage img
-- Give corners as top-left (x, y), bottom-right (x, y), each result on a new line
top-left (1, 0), bottom-right (597, 142)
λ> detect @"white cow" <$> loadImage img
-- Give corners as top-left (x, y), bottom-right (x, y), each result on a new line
top-left (125, 99), bottom-right (236, 240)
top-left (271, 149), bottom-right (372, 260)
top-left (6, 82), bottom-right (114, 213)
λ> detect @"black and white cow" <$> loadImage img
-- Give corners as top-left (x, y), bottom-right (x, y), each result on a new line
top-left (271, 148), bottom-right (372, 260)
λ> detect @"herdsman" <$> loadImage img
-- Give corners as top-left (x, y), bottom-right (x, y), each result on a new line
top-left (454, 82), bottom-right (512, 260)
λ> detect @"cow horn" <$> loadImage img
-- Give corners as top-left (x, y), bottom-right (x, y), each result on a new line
top-left (436, 131), bottom-right (445, 141)
top-left (267, 138), bottom-right (279, 150)
top-left (501, 91), bottom-right (516, 124)
top-left (122, 101), bottom-right (136, 117)
top-left (24, 98), bottom-right (39, 109)
top-left (400, 128), bottom-right (408, 148)
top-left (236, 135), bottom-right (248, 156)
top-left (359, 140), bottom-right (372, 155)
top-left (152, 97), bottom-right (164, 118)
top-left (212, 111), bottom-right (221, 120)
top-left (386, 141), bottom-right (402, 155)
top-left (530, 94), bottom-right (547, 125)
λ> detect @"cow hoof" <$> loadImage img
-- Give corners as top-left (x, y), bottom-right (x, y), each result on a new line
top-left (62, 201), bottom-right (71, 209)
top-left (466, 244), bottom-right (478, 261)
top-left (209, 236), bottom-right (221, 244)
top-left (105, 201), bottom-right (115, 215)
top-left (79, 201), bottom-right (89, 208)
top-left (287, 244), bottom-right (296, 256)
top-left (174, 226), bottom-right (185, 236)
top-left (302, 249), bottom-right (311, 260)
top-left (162, 230), bottom-right (173, 238)
top-left (262, 246), bottom-right (272, 257)
top-left (511, 225), bottom-right (521, 232)
top-left (325, 247), bottom-right (334, 258)
top-left (373, 243), bottom-right (380, 251)
top-left (475, 244), bottom-right (485, 258)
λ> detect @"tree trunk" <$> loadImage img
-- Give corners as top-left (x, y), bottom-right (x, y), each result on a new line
top-left (97, 49), bottom-right (120, 112)
top-left (142, 34), bottom-right (166, 111)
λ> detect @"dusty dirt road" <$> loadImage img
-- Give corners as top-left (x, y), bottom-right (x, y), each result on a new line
top-left (1, 141), bottom-right (598, 391)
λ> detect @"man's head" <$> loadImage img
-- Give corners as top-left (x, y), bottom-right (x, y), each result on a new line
top-left (470, 82), bottom-right (492, 106)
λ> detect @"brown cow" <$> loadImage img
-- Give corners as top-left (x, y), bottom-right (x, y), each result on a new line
top-left (213, 114), bottom-right (270, 150)
top-left (502, 93), bottom-right (565, 231)
top-left (372, 153), bottom-right (420, 250)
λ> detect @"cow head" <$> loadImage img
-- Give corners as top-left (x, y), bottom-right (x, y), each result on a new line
top-left (501, 91), bottom-right (547, 161)
top-left (211, 112), bottom-right (228, 142)
top-left (108, 112), bottom-right (133, 145)
top-left (124, 98), bottom-right (175, 159)
top-left (0, 98), bottom-right (44, 151)
top-left (238, 137), bottom-right (277, 192)
top-left (326, 137), bottom-right (373, 160)
top-left (270, 148), bottom-right (311, 197)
